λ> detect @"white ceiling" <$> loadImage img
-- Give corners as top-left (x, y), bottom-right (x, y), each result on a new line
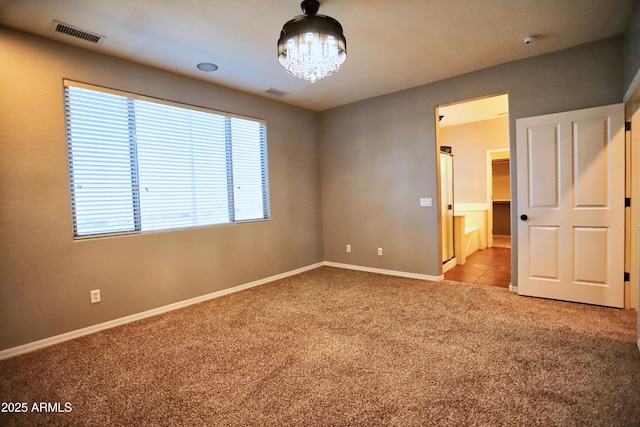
top-left (0, 0), bottom-right (635, 111)
top-left (439, 94), bottom-right (509, 127)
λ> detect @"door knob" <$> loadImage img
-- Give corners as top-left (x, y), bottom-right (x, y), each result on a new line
top-left (520, 214), bottom-right (528, 221)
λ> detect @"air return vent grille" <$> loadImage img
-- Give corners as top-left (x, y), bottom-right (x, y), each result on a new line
top-left (51, 20), bottom-right (105, 44)
top-left (265, 88), bottom-right (288, 97)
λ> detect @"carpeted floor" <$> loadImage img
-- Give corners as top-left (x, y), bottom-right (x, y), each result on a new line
top-left (1, 266), bottom-right (639, 426)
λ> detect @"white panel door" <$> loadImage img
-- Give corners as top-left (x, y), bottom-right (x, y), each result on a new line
top-left (516, 104), bottom-right (625, 307)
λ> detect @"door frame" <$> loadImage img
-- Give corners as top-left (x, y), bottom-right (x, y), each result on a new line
top-left (632, 102), bottom-right (640, 351)
top-left (624, 62), bottom-right (640, 351)
top-left (625, 102), bottom-right (639, 311)
top-left (624, 99), bottom-right (639, 351)
top-left (435, 93), bottom-right (510, 275)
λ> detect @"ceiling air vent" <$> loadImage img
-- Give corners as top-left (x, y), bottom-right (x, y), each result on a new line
top-left (51, 20), bottom-right (105, 44)
top-left (265, 88), bottom-right (288, 97)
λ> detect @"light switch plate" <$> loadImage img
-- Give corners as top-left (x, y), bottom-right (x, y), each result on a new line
top-left (420, 198), bottom-right (432, 207)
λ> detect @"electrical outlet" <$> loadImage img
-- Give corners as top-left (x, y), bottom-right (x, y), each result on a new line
top-left (346, 244), bottom-right (351, 253)
top-left (90, 289), bottom-right (101, 304)
top-left (378, 248), bottom-right (383, 256)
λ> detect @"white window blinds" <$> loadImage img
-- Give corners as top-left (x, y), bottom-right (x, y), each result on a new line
top-left (64, 81), bottom-right (270, 238)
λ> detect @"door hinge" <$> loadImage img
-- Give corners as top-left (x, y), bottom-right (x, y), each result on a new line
top-left (625, 197), bottom-right (631, 207)
top-left (624, 272), bottom-right (630, 282)
top-left (626, 121), bottom-right (631, 132)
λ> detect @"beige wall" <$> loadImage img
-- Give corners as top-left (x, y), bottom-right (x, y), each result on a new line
top-left (438, 117), bottom-right (509, 204)
top-left (0, 28), bottom-right (324, 350)
top-left (319, 36), bottom-right (624, 277)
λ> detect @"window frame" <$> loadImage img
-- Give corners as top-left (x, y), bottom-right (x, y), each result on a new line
top-left (63, 80), bottom-right (270, 239)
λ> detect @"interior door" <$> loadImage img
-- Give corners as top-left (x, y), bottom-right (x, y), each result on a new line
top-left (516, 104), bottom-right (625, 307)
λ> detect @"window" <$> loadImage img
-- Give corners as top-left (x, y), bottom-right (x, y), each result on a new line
top-left (63, 80), bottom-right (269, 238)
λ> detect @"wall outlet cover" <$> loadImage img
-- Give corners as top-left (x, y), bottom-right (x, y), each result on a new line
top-left (90, 289), bottom-right (101, 304)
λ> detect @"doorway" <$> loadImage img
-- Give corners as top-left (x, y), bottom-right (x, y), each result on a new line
top-left (436, 93), bottom-right (511, 286)
top-left (487, 149), bottom-right (511, 249)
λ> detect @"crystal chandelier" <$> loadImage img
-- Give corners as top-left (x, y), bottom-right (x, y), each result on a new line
top-left (277, 0), bottom-right (347, 83)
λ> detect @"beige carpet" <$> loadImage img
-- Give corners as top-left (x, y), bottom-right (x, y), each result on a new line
top-left (1, 266), bottom-right (639, 426)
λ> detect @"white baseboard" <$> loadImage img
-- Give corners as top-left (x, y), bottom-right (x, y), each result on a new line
top-left (0, 262), bottom-right (324, 361)
top-left (509, 284), bottom-right (518, 293)
top-left (442, 258), bottom-right (457, 273)
top-left (0, 261), bottom-right (441, 360)
top-left (324, 261), bottom-right (443, 281)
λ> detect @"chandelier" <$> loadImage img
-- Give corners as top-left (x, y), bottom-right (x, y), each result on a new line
top-left (277, 0), bottom-right (347, 83)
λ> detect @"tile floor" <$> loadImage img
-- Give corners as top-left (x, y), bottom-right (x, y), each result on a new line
top-left (444, 246), bottom-right (511, 288)
top-left (492, 236), bottom-right (511, 248)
